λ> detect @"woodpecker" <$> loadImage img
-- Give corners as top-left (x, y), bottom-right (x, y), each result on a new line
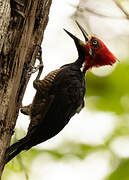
top-left (6, 22), bottom-right (117, 163)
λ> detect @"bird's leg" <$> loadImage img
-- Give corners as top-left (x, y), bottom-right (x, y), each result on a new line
top-left (21, 47), bottom-right (43, 116)
top-left (20, 104), bottom-right (32, 116)
top-left (28, 45), bottom-right (44, 80)
top-left (32, 46), bottom-right (49, 92)
top-left (35, 46), bottom-right (44, 80)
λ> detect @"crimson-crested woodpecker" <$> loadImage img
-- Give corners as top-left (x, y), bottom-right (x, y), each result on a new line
top-left (6, 22), bottom-right (116, 163)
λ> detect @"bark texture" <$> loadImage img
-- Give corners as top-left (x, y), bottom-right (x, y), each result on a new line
top-left (0, 0), bottom-right (11, 54)
top-left (0, 0), bottom-right (52, 176)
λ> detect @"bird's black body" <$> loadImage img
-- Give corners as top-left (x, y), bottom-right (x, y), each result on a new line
top-left (6, 60), bottom-right (86, 163)
top-left (29, 63), bottom-right (86, 147)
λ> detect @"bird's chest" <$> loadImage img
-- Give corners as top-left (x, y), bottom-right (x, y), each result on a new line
top-left (64, 76), bottom-right (86, 118)
top-left (67, 80), bottom-right (85, 104)
top-left (54, 71), bottom-right (86, 111)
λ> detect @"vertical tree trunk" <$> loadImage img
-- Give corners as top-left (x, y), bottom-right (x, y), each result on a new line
top-left (0, 0), bottom-right (52, 177)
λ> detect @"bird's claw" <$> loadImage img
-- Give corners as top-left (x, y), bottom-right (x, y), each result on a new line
top-left (20, 104), bottom-right (31, 116)
top-left (28, 45), bottom-right (43, 78)
top-left (35, 45), bottom-right (44, 80)
top-left (28, 63), bottom-right (43, 75)
top-left (36, 46), bottom-right (42, 61)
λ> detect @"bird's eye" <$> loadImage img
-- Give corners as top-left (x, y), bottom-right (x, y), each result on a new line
top-left (92, 40), bottom-right (97, 45)
top-left (91, 39), bottom-right (100, 48)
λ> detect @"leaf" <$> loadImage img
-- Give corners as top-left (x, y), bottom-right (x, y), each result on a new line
top-left (105, 159), bottom-right (129, 180)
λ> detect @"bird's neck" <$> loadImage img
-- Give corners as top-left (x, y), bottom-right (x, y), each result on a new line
top-left (82, 66), bottom-right (89, 74)
top-left (61, 57), bottom-right (86, 72)
top-left (73, 57), bottom-right (84, 68)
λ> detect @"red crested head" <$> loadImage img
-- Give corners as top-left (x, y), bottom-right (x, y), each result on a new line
top-left (84, 36), bottom-right (117, 69)
top-left (64, 21), bottom-right (117, 71)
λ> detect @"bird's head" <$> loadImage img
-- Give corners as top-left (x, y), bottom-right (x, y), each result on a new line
top-left (64, 21), bottom-right (117, 71)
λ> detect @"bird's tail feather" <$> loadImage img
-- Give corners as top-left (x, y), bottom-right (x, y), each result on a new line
top-left (6, 137), bottom-right (29, 164)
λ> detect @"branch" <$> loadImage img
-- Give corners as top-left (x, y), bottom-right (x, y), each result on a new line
top-left (68, 3), bottom-right (126, 19)
top-left (113, 0), bottom-right (129, 19)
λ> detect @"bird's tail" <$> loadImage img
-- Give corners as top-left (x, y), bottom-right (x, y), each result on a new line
top-left (5, 137), bottom-right (30, 164)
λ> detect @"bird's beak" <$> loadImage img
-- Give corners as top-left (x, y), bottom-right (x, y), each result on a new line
top-left (63, 29), bottom-right (86, 56)
top-left (64, 22), bottom-right (90, 59)
top-left (75, 21), bottom-right (94, 58)
top-left (75, 21), bottom-right (90, 42)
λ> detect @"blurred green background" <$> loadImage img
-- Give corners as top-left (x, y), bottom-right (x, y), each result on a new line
top-left (2, 0), bottom-right (129, 179)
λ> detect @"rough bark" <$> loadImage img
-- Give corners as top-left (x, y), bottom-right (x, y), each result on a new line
top-left (0, 0), bottom-right (52, 177)
top-left (0, 0), bottom-right (11, 53)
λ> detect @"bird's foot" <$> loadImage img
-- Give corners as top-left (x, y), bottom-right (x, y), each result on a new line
top-left (28, 45), bottom-right (43, 79)
top-left (20, 104), bottom-right (31, 116)
top-left (28, 64), bottom-right (43, 75)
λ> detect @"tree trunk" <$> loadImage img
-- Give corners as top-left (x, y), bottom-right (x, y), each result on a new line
top-left (0, 0), bottom-right (52, 177)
